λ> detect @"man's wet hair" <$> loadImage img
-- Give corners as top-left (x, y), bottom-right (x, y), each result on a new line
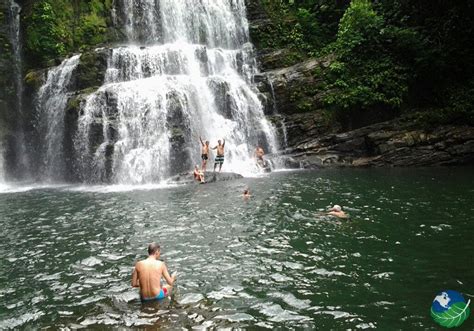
top-left (148, 242), bottom-right (161, 255)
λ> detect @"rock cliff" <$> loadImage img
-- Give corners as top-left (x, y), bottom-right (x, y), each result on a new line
top-left (246, 0), bottom-right (474, 167)
top-left (280, 116), bottom-right (474, 168)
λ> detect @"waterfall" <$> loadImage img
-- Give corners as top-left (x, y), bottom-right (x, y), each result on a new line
top-left (5, 0), bottom-right (29, 180)
top-left (268, 78), bottom-right (288, 148)
top-left (36, 55), bottom-right (80, 182)
top-left (0, 0), bottom-right (21, 183)
top-left (74, 0), bottom-right (277, 183)
top-left (9, 0), bottom-right (22, 113)
top-left (0, 142), bottom-right (4, 184)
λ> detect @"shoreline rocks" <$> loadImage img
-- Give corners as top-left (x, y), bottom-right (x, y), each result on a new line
top-left (276, 116), bottom-right (474, 168)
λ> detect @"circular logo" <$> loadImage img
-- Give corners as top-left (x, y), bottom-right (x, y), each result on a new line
top-left (431, 290), bottom-right (471, 328)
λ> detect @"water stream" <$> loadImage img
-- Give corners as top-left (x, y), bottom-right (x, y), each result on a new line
top-left (7, 0), bottom-right (29, 179)
top-left (36, 55), bottom-right (81, 181)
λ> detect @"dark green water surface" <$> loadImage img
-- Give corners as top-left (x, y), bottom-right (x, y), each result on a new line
top-left (0, 168), bottom-right (473, 330)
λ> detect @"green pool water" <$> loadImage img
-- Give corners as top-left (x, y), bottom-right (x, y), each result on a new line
top-left (0, 168), bottom-right (473, 329)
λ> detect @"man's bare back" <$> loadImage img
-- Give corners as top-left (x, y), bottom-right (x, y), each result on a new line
top-left (132, 243), bottom-right (176, 301)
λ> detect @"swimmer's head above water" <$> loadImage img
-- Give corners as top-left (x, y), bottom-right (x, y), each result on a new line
top-left (330, 205), bottom-right (342, 212)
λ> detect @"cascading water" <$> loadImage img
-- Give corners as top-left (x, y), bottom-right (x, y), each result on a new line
top-left (268, 79), bottom-right (288, 149)
top-left (74, 0), bottom-right (278, 183)
top-left (0, 143), bottom-right (4, 184)
top-left (1, 0), bottom-right (23, 184)
top-left (36, 55), bottom-right (80, 182)
top-left (9, 0), bottom-right (22, 113)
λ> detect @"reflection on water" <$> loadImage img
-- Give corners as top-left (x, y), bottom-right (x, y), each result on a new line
top-left (0, 169), bottom-right (473, 329)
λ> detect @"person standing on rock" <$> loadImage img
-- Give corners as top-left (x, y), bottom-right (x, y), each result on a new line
top-left (212, 138), bottom-right (225, 172)
top-left (132, 242), bottom-right (177, 302)
top-left (199, 136), bottom-right (210, 171)
top-left (255, 146), bottom-right (265, 166)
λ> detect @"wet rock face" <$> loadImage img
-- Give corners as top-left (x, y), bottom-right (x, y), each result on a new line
top-left (0, 2), bottom-right (16, 173)
top-left (244, 0), bottom-right (267, 21)
top-left (280, 117), bottom-right (474, 168)
top-left (166, 91), bottom-right (193, 175)
top-left (255, 58), bottom-right (330, 116)
top-left (73, 49), bottom-right (108, 91)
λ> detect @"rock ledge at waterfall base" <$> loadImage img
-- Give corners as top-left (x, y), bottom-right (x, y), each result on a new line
top-left (277, 116), bottom-right (474, 168)
top-left (168, 172), bottom-right (244, 185)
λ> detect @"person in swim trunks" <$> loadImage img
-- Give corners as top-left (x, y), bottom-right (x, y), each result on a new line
top-left (212, 138), bottom-right (225, 172)
top-left (131, 242), bottom-right (176, 302)
top-left (199, 136), bottom-right (210, 171)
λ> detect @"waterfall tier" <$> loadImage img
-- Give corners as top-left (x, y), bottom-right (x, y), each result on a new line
top-left (34, 0), bottom-right (277, 183)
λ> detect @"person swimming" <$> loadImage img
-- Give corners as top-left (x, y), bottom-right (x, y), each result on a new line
top-left (131, 243), bottom-right (177, 302)
top-left (243, 188), bottom-right (251, 198)
top-left (327, 204), bottom-right (348, 219)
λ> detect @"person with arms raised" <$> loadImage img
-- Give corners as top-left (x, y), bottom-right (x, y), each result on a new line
top-left (212, 138), bottom-right (225, 172)
top-left (199, 136), bottom-right (210, 171)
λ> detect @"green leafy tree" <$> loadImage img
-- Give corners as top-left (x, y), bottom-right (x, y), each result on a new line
top-left (25, 1), bottom-right (68, 66)
top-left (323, 0), bottom-right (409, 113)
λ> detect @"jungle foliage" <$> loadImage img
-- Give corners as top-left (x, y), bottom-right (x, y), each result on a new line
top-left (256, 0), bottom-right (474, 125)
top-left (19, 0), bottom-right (474, 125)
top-left (24, 0), bottom-right (113, 67)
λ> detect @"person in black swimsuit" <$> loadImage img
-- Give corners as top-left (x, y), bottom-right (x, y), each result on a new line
top-left (199, 136), bottom-right (210, 171)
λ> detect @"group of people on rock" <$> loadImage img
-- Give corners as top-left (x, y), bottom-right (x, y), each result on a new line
top-left (193, 136), bottom-right (267, 184)
top-left (192, 136), bottom-right (226, 183)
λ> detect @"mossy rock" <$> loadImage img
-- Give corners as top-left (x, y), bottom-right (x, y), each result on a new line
top-left (75, 50), bottom-right (108, 90)
top-left (24, 70), bottom-right (45, 89)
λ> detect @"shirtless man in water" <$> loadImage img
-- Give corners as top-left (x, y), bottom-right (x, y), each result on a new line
top-left (199, 136), bottom-right (210, 171)
top-left (212, 138), bottom-right (225, 172)
top-left (131, 243), bottom-right (176, 302)
top-left (327, 205), bottom-right (348, 219)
